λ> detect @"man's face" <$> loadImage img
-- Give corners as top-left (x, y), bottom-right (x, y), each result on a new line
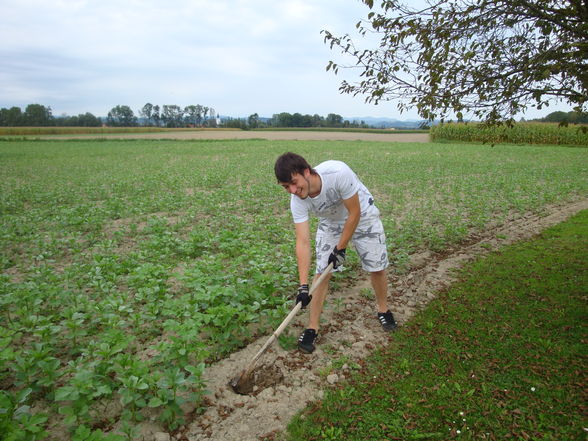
top-left (279, 170), bottom-right (311, 199)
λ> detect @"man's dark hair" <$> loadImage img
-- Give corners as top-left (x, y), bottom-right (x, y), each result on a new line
top-left (274, 152), bottom-right (317, 183)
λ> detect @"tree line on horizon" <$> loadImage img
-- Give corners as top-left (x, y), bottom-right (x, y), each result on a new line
top-left (0, 103), bottom-right (219, 128)
top-left (0, 103), bottom-right (585, 129)
top-left (0, 104), bottom-right (102, 127)
top-left (0, 103), bottom-right (373, 129)
top-left (225, 112), bottom-right (371, 129)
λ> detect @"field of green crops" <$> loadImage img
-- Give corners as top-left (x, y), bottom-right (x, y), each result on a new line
top-left (430, 122), bottom-right (588, 146)
top-left (1, 138), bottom-right (587, 439)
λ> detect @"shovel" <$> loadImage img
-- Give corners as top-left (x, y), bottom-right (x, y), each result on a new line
top-left (229, 263), bottom-right (333, 394)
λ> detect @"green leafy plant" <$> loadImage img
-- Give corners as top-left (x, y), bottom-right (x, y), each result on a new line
top-left (149, 365), bottom-right (205, 430)
top-left (117, 374), bottom-right (149, 422)
top-left (71, 425), bottom-right (124, 441)
top-left (0, 389), bottom-right (48, 441)
top-left (56, 367), bottom-right (112, 427)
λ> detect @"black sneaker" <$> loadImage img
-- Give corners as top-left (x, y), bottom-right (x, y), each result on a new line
top-left (298, 328), bottom-right (318, 353)
top-left (378, 310), bottom-right (397, 332)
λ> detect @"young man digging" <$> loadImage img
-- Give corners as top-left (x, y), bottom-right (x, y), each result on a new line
top-left (274, 152), bottom-right (397, 354)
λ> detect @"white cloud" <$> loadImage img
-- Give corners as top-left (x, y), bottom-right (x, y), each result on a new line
top-left (4, 0), bottom-right (361, 116)
top-left (0, 0), bottom-right (573, 119)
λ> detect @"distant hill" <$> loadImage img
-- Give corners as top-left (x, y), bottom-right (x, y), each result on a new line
top-left (345, 116), bottom-right (429, 129)
top-left (219, 114), bottom-right (432, 129)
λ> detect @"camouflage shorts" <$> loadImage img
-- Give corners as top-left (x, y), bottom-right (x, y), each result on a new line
top-left (315, 218), bottom-right (389, 273)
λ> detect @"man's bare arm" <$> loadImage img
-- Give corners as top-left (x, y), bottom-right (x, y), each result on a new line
top-left (294, 220), bottom-right (312, 284)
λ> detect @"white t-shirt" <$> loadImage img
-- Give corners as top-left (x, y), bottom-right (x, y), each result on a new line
top-left (290, 160), bottom-right (379, 224)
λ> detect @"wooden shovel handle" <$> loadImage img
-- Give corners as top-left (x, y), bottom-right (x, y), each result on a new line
top-left (243, 263), bottom-right (334, 374)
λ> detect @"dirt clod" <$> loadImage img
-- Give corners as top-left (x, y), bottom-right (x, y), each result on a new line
top-left (228, 371), bottom-right (254, 395)
top-left (229, 364), bottom-right (284, 396)
top-left (249, 364), bottom-right (285, 395)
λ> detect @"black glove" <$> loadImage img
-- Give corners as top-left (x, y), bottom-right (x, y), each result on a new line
top-left (328, 246), bottom-right (346, 269)
top-left (296, 284), bottom-right (311, 308)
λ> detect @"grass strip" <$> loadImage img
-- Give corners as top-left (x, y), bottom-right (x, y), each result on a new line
top-left (0, 127), bottom-right (238, 136)
top-left (288, 210), bottom-right (588, 441)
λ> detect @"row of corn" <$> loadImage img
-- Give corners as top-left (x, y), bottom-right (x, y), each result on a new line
top-left (430, 122), bottom-right (588, 146)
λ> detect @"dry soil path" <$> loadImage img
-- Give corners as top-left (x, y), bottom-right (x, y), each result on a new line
top-left (134, 198), bottom-right (588, 441)
top-left (41, 130), bottom-right (430, 143)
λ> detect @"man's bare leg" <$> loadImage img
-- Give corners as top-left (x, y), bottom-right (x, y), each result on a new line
top-left (370, 269), bottom-right (389, 313)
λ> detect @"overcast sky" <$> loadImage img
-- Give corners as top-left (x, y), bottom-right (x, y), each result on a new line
top-left (0, 0), bottom-right (573, 120)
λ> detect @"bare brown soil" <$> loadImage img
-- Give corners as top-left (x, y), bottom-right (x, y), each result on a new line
top-left (42, 130), bottom-right (430, 143)
top-left (131, 198), bottom-right (588, 441)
